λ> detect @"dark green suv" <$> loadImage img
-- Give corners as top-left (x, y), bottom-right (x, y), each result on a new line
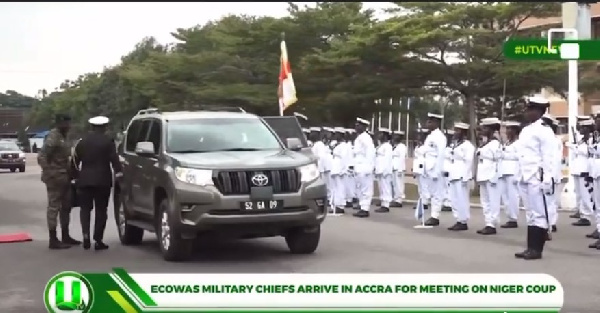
top-left (115, 108), bottom-right (327, 261)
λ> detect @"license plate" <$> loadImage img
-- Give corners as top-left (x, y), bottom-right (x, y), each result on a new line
top-left (241, 200), bottom-right (283, 210)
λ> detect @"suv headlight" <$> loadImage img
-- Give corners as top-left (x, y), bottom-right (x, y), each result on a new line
top-left (18, 152), bottom-right (25, 159)
top-left (299, 163), bottom-right (319, 183)
top-left (174, 167), bottom-right (214, 186)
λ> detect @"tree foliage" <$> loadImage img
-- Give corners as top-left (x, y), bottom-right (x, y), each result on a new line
top-left (26, 2), bottom-right (599, 139)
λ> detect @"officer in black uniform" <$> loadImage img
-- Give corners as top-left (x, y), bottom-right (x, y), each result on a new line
top-left (71, 116), bottom-right (123, 250)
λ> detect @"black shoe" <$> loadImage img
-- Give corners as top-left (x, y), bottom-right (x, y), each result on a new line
top-left (61, 230), bottom-right (81, 245)
top-left (477, 226), bottom-right (497, 235)
top-left (423, 204), bottom-right (429, 210)
top-left (515, 250), bottom-right (529, 259)
top-left (390, 201), bottom-right (402, 208)
top-left (448, 222), bottom-right (468, 231)
top-left (551, 225), bottom-right (557, 233)
top-left (424, 217), bottom-right (439, 226)
top-left (500, 221), bottom-right (518, 229)
top-left (588, 240), bottom-right (600, 249)
top-left (353, 210), bottom-right (369, 218)
top-left (572, 218), bottom-right (591, 226)
top-left (48, 230), bottom-right (71, 250)
top-left (328, 207), bottom-right (345, 214)
top-left (83, 239), bottom-right (91, 250)
top-left (375, 207), bottom-right (390, 213)
top-left (345, 202), bottom-right (353, 208)
top-left (94, 241), bottom-right (109, 251)
top-left (569, 212), bottom-right (581, 219)
top-left (352, 198), bottom-right (359, 203)
top-left (441, 206), bottom-right (452, 212)
top-left (523, 249), bottom-right (542, 260)
top-left (586, 229), bottom-right (599, 239)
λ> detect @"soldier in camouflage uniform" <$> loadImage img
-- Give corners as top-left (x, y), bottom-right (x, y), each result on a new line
top-left (37, 114), bottom-right (81, 249)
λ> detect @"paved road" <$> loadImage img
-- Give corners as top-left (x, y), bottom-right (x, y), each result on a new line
top-left (0, 158), bottom-right (598, 313)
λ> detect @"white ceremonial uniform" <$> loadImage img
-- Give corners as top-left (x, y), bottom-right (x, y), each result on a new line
top-left (517, 119), bottom-right (556, 229)
top-left (391, 142), bottom-right (407, 203)
top-left (343, 140), bottom-right (356, 203)
top-left (442, 144), bottom-right (454, 211)
top-left (423, 128), bottom-right (447, 218)
top-left (548, 136), bottom-right (564, 226)
top-left (589, 135), bottom-right (600, 235)
top-left (330, 141), bottom-right (347, 208)
top-left (353, 131), bottom-right (376, 211)
top-left (566, 137), bottom-right (594, 220)
top-left (375, 141), bottom-right (394, 208)
top-left (499, 140), bottom-right (521, 223)
top-left (311, 140), bottom-right (332, 205)
top-left (476, 138), bottom-right (502, 228)
top-left (448, 140), bottom-right (475, 224)
top-left (412, 143), bottom-right (429, 205)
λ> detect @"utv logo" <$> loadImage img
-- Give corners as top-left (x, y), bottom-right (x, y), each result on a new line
top-left (44, 272), bottom-right (94, 313)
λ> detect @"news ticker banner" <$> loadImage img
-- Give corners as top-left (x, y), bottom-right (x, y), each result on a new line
top-left (43, 268), bottom-right (563, 313)
top-left (503, 39), bottom-right (600, 61)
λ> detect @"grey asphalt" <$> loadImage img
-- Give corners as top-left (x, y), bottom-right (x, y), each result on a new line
top-left (0, 157), bottom-right (598, 313)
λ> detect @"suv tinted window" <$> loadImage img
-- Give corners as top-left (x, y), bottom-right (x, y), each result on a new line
top-left (125, 120), bottom-right (142, 152)
top-left (262, 116), bottom-right (308, 148)
top-left (147, 120), bottom-right (162, 154)
top-left (166, 118), bottom-right (281, 153)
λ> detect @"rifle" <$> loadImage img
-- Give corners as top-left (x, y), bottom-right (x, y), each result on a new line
top-left (539, 168), bottom-right (553, 241)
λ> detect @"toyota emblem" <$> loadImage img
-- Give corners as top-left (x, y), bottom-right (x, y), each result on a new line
top-left (251, 173), bottom-right (269, 187)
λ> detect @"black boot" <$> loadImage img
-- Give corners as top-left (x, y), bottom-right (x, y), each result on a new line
top-left (328, 207), bottom-right (345, 214)
top-left (345, 202), bottom-right (353, 208)
top-left (569, 212), bottom-right (581, 219)
top-left (49, 230), bottom-right (71, 250)
top-left (586, 229), bottom-right (599, 239)
top-left (476, 226), bottom-right (497, 235)
top-left (390, 201), bottom-right (402, 208)
top-left (353, 210), bottom-right (369, 218)
top-left (572, 218), bottom-right (591, 226)
top-left (94, 241), bottom-right (109, 251)
top-left (61, 229), bottom-right (81, 245)
top-left (523, 227), bottom-right (544, 260)
top-left (424, 217), bottom-right (439, 226)
top-left (500, 221), bottom-right (518, 228)
top-left (448, 222), bottom-right (468, 231)
top-left (82, 234), bottom-right (91, 250)
top-left (588, 239), bottom-right (600, 249)
top-left (551, 225), bottom-right (557, 233)
top-left (515, 226), bottom-right (534, 258)
top-left (375, 207), bottom-right (390, 213)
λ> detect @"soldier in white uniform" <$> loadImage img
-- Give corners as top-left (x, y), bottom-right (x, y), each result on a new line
top-left (540, 114), bottom-right (562, 233)
top-left (498, 121), bottom-right (522, 229)
top-left (475, 117), bottom-right (502, 235)
top-left (374, 128), bottom-right (394, 213)
top-left (514, 96), bottom-right (556, 260)
top-left (329, 128), bottom-right (347, 214)
top-left (343, 129), bottom-right (357, 207)
top-left (391, 130), bottom-right (406, 207)
top-left (423, 113), bottom-right (447, 226)
top-left (442, 129), bottom-right (455, 212)
top-left (569, 115), bottom-right (594, 219)
top-left (566, 119), bottom-right (594, 227)
top-left (447, 122), bottom-right (475, 231)
top-left (412, 129), bottom-right (429, 211)
top-left (588, 113), bottom-right (600, 247)
top-left (310, 127), bottom-right (332, 208)
top-left (352, 118), bottom-right (376, 218)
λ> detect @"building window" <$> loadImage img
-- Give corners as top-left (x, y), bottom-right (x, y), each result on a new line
top-left (593, 19), bottom-right (600, 39)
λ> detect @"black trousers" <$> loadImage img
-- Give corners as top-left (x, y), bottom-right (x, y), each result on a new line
top-left (78, 186), bottom-right (111, 242)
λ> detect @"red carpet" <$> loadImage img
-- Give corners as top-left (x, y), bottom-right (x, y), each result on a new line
top-left (0, 232), bottom-right (32, 243)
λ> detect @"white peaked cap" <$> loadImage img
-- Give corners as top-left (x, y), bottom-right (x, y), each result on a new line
top-left (417, 128), bottom-right (428, 133)
top-left (302, 128), bottom-right (308, 133)
top-left (578, 119), bottom-right (594, 126)
top-left (356, 117), bottom-right (370, 126)
top-left (88, 116), bottom-right (109, 126)
top-left (378, 128), bottom-right (391, 134)
top-left (479, 117), bottom-right (501, 126)
top-left (427, 112), bottom-right (443, 119)
top-left (309, 127), bottom-right (320, 132)
top-left (322, 127), bottom-right (334, 132)
top-left (446, 129), bottom-right (455, 135)
top-left (293, 112), bottom-right (308, 120)
top-left (453, 122), bottom-right (470, 130)
top-left (502, 121), bottom-right (521, 127)
top-left (527, 96), bottom-right (550, 105)
top-left (334, 127), bottom-right (345, 133)
top-left (393, 130), bottom-right (405, 135)
top-left (577, 115), bottom-right (591, 120)
top-left (346, 128), bottom-right (355, 133)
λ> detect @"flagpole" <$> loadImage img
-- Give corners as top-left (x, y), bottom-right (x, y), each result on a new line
top-left (388, 98), bottom-right (392, 130)
top-left (397, 98), bottom-right (402, 131)
top-left (405, 98), bottom-right (411, 147)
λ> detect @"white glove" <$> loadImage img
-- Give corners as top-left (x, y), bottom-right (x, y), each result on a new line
top-left (115, 172), bottom-right (124, 178)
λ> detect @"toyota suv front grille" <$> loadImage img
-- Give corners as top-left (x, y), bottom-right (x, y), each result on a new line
top-left (214, 169), bottom-right (301, 195)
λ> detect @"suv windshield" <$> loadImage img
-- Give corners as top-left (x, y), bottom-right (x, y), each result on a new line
top-left (167, 118), bottom-right (282, 153)
top-left (0, 142), bottom-right (20, 151)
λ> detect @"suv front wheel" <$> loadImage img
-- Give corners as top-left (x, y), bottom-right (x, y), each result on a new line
top-left (157, 198), bottom-right (194, 262)
top-left (285, 226), bottom-right (320, 254)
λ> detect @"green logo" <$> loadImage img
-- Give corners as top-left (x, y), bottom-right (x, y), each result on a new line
top-left (44, 271), bottom-right (94, 313)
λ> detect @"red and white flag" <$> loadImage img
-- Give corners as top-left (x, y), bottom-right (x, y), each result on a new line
top-left (277, 40), bottom-right (297, 115)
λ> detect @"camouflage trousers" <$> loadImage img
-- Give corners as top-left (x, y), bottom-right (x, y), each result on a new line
top-left (44, 181), bottom-right (73, 230)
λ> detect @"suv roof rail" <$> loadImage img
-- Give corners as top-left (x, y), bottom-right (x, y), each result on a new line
top-left (136, 108), bottom-right (160, 116)
top-left (197, 106), bottom-right (246, 113)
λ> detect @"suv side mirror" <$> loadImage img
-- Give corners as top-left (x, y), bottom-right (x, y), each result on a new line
top-left (135, 141), bottom-right (155, 157)
top-left (286, 138), bottom-right (303, 151)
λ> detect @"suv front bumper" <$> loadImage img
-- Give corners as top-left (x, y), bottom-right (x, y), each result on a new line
top-left (172, 178), bottom-right (327, 235)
